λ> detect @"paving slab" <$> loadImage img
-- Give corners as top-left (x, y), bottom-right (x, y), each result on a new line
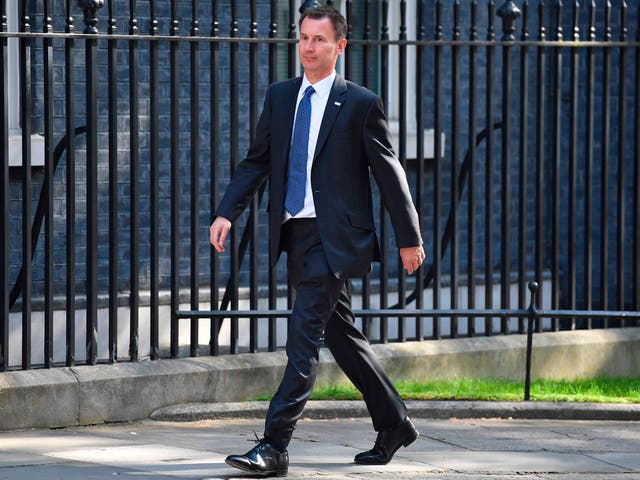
top-left (0, 417), bottom-right (638, 479)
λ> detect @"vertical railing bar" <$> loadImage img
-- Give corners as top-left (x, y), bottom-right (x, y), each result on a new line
top-left (149, 0), bottom-right (159, 360)
top-left (498, 1), bottom-right (519, 336)
top-left (466, 0), bottom-right (478, 338)
top-left (415, 0), bottom-right (425, 340)
top-left (550, 0), bottom-right (562, 331)
top-left (0, 0), bottom-right (8, 372)
top-left (484, 0), bottom-right (495, 337)
top-left (249, 0), bottom-right (259, 353)
top-left (450, 0), bottom-right (460, 339)
top-left (634, 3), bottom-right (640, 321)
top-left (190, 0), bottom-right (200, 357)
top-left (210, 0), bottom-right (221, 356)
top-left (584, 0), bottom-right (595, 328)
top-left (229, 1), bottom-right (239, 354)
top-left (398, 0), bottom-right (407, 342)
top-left (617, 1), bottom-right (627, 319)
top-left (64, 0), bottom-right (77, 367)
top-left (84, 2), bottom-right (100, 366)
top-left (568, 0), bottom-right (579, 329)
top-left (534, 0), bottom-right (546, 331)
top-left (361, 0), bottom-right (372, 340)
top-left (43, 0), bottom-right (54, 367)
top-left (517, 1), bottom-right (529, 335)
top-left (170, 0), bottom-right (180, 358)
top-left (432, 0), bottom-right (442, 340)
top-left (379, 0), bottom-right (389, 344)
top-left (287, 0), bottom-right (296, 78)
top-left (267, 0), bottom-right (277, 351)
top-left (19, 0), bottom-right (32, 370)
top-left (601, 1), bottom-right (611, 324)
top-left (129, 0), bottom-right (140, 362)
top-left (107, 0), bottom-right (118, 363)
top-left (345, 0), bottom-right (352, 78)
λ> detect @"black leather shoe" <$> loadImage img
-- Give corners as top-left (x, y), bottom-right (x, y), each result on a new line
top-left (354, 417), bottom-right (419, 465)
top-left (225, 438), bottom-right (289, 477)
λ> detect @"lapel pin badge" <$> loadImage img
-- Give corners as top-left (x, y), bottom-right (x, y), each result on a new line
top-left (334, 101), bottom-right (342, 106)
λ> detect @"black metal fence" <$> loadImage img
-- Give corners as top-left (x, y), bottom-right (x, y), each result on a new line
top-left (2, 0), bottom-right (640, 372)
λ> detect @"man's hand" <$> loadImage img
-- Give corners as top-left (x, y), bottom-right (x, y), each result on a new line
top-left (209, 216), bottom-right (232, 253)
top-left (400, 245), bottom-right (425, 275)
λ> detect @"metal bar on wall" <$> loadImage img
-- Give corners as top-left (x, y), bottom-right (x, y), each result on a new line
top-left (83, 1), bottom-right (100, 365)
top-left (0, 0), bottom-right (8, 372)
top-left (129, 0), bottom-right (140, 362)
top-left (432, 0), bottom-right (442, 340)
top-left (484, 0), bottom-right (495, 337)
top-left (617, 1), bottom-right (628, 318)
top-left (249, 0), bottom-right (259, 353)
top-left (584, 0), bottom-right (595, 327)
top-left (450, 0), bottom-right (460, 339)
top-left (550, 1), bottom-right (562, 331)
top-left (415, 0), bottom-right (425, 341)
top-left (398, 0), bottom-right (407, 341)
top-left (601, 2), bottom-right (612, 322)
top-left (517, 0), bottom-right (529, 334)
top-left (229, 1), bottom-right (239, 354)
top-left (568, 0), bottom-right (580, 329)
top-left (19, 0), bottom-right (32, 370)
top-left (43, 0), bottom-right (54, 367)
top-left (534, 0), bottom-right (545, 331)
top-left (149, 0), bottom-right (160, 360)
top-left (635, 3), bottom-right (640, 320)
top-left (107, 0), bottom-right (118, 363)
top-left (498, 0), bottom-right (518, 336)
top-left (361, 0), bottom-right (372, 341)
top-left (170, 0), bottom-right (180, 358)
top-left (466, 0), bottom-right (478, 338)
top-left (267, 0), bottom-right (278, 352)
top-left (190, 0), bottom-right (201, 357)
top-left (210, 0), bottom-right (221, 356)
top-left (379, 0), bottom-right (389, 343)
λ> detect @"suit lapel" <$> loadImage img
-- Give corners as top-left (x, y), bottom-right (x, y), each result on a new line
top-left (313, 74), bottom-right (347, 161)
top-left (275, 77), bottom-right (303, 162)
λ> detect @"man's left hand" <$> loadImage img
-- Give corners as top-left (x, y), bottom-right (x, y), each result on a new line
top-left (400, 245), bottom-right (425, 275)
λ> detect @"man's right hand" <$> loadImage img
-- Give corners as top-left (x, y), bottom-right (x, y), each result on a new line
top-left (209, 216), bottom-right (232, 253)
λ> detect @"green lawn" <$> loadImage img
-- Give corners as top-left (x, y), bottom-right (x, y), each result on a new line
top-left (297, 377), bottom-right (640, 403)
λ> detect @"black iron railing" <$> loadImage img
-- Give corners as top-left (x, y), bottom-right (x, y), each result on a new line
top-left (1, 1), bottom-right (640, 375)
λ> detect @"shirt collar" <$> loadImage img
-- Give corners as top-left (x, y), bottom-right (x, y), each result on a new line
top-left (300, 70), bottom-right (336, 101)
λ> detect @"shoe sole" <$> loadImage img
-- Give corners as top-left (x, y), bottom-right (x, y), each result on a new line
top-left (225, 458), bottom-right (288, 477)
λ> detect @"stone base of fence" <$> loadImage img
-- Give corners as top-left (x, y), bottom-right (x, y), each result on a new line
top-left (0, 327), bottom-right (638, 431)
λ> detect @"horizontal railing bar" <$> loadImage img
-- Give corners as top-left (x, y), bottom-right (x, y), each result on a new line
top-left (177, 308), bottom-right (640, 320)
top-left (0, 32), bottom-right (637, 49)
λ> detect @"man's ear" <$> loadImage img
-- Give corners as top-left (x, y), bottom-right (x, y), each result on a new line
top-left (337, 38), bottom-right (347, 55)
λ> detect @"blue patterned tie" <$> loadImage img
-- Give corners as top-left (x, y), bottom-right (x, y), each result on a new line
top-left (285, 85), bottom-right (315, 216)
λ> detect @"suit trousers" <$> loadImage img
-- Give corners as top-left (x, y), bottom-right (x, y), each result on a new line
top-left (264, 218), bottom-right (408, 451)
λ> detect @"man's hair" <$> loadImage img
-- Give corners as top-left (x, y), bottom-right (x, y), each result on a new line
top-left (299, 5), bottom-right (348, 41)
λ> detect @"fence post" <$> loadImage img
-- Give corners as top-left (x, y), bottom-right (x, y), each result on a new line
top-left (78, 0), bottom-right (103, 365)
top-left (525, 282), bottom-right (539, 401)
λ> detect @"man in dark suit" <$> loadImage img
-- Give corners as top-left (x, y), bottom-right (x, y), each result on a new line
top-left (210, 5), bottom-right (425, 477)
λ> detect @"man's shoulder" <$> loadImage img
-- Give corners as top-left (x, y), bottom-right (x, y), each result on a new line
top-left (268, 77), bottom-right (302, 95)
top-left (343, 79), bottom-right (377, 100)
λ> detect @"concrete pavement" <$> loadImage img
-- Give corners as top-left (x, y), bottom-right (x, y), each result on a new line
top-left (0, 413), bottom-right (638, 479)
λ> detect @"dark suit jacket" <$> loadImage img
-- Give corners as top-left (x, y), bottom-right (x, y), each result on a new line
top-left (215, 74), bottom-right (422, 278)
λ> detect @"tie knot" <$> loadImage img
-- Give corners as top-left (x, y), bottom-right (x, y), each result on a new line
top-left (304, 86), bottom-right (315, 98)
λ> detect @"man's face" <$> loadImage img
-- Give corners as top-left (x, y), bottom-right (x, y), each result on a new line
top-left (298, 16), bottom-right (346, 82)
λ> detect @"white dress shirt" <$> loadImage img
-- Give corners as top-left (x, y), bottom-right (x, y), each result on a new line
top-left (283, 70), bottom-right (336, 222)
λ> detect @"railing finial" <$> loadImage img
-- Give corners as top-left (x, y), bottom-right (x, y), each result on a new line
top-left (497, 0), bottom-right (521, 41)
top-left (299, 0), bottom-right (320, 14)
top-left (77, 0), bottom-right (104, 34)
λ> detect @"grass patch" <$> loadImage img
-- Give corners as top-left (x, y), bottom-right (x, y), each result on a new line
top-left (297, 377), bottom-right (640, 403)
